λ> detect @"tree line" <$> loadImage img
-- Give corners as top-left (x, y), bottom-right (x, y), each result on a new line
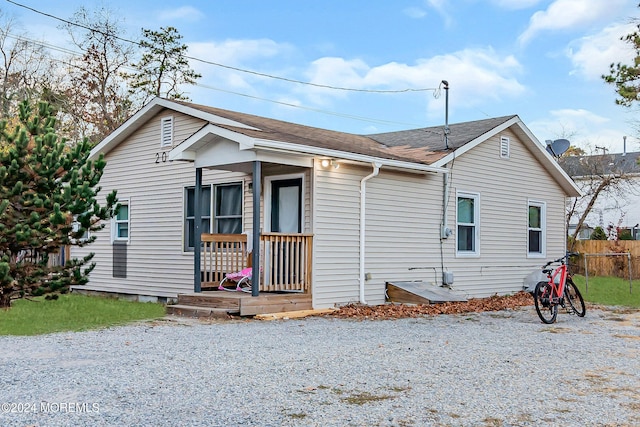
top-left (0, 6), bottom-right (200, 145)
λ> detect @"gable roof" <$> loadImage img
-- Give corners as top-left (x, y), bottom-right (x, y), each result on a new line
top-left (558, 152), bottom-right (640, 178)
top-left (368, 115), bottom-right (516, 152)
top-left (91, 97), bottom-right (580, 195)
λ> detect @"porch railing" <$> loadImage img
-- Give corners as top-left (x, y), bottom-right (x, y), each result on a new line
top-left (260, 232), bottom-right (313, 293)
top-left (201, 233), bottom-right (313, 293)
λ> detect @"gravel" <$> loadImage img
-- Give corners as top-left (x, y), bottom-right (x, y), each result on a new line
top-left (1, 306), bottom-right (639, 427)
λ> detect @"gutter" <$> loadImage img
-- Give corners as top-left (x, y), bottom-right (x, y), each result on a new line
top-left (359, 162), bottom-right (381, 304)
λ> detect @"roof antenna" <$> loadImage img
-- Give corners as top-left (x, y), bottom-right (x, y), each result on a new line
top-left (442, 80), bottom-right (450, 149)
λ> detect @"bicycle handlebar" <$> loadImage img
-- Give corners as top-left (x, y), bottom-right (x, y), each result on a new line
top-left (543, 252), bottom-right (579, 268)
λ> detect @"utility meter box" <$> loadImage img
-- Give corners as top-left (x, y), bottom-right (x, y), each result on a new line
top-left (442, 271), bottom-right (454, 286)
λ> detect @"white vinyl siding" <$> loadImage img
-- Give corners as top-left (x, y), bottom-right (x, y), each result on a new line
top-left (440, 128), bottom-right (566, 297)
top-left (71, 112), bottom-right (248, 297)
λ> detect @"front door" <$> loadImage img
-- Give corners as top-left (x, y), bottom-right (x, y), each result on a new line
top-left (266, 176), bottom-right (303, 288)
top-left (270, 178), bottom-right (302, 233)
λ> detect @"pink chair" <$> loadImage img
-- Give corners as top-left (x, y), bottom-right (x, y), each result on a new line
top-left (218, 267), bottom-right (253, 293)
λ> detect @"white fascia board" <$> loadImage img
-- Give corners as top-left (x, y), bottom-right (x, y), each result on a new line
top-left (169, 123), bottom-right (256, 161)
top-left (254, 139), bottom-right (447, 174)
top-left (90, 97), bottom-right (260, 160)
top-left (431, 116), bottom-right (520, 167)
top-left (514, 121), bottom-right (582, 197)
top-left (90, 98), bottom-right (167, 159)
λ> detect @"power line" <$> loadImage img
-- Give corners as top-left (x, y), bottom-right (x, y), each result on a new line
top-left (4, 31), bottom-right (427, 129)
top-left (4, 0), bottom-right (438, 94)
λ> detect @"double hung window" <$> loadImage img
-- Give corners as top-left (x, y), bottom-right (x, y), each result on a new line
top-left (456, 192), bottom-right (479, 255)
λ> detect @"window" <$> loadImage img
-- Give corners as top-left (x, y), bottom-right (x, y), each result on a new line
top-left (160, 116), bottom-right (173, 147)
top-left (500, 136), bottom-right (510, 158)
top-left (457, 192), bottom-right (479, 255)
top-left (184, 182), bottom-right (243, 251)
top-left (528, 201), bottom-right (545, 256)
top-left (112, 200), bottom-right (130, 242)
top-left (185, 186), bottom-right (211, 251)
top-left (214, 183), bottom-right (243, 234)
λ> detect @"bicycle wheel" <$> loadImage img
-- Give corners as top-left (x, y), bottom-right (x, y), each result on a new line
top-left (564, 278), bottom-right (586, 317)
top-left (534, 281), bottom-right (558, 324)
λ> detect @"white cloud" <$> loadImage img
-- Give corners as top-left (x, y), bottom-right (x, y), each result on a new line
top-left (156, 6), bottom-right (204, 22)
top-left (188, 39), bottom-right (294, 91)
top-left (518, 0), bottom-right (629, 45)
top-left (527, 108), bottom-right (638, 153)
top-left (567, 23), bottom-right (637, 80)
top-left (301, 48), bottom-right (525, 115)
top-left (425, 0), bottom-right (453, 27)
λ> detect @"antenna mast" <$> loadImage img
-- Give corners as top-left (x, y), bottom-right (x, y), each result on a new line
top-left (442, 80), bottom-right (450, 149)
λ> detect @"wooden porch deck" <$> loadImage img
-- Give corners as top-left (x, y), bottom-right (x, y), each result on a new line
top-left (166, 290), bottom-right (312, 318)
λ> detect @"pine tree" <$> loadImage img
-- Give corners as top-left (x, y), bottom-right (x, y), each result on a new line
top-left (126, 26), bottom-right (201, 104)
top-left (0, 100), bottom-right (118, 308)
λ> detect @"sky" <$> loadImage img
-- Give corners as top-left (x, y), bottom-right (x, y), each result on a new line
top-left (2, 0), bottom-right (639, 154)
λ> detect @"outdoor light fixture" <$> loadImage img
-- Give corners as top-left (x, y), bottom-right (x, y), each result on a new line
top-left (320, 159), bottom-right (340, 169)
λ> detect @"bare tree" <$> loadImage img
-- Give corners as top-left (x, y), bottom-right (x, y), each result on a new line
top-left (60, 7), bottom-right (134, 143)
top-left (0, 12), bottom-right (56, 117)
top-left (561, 152), bottom-right (640, 247)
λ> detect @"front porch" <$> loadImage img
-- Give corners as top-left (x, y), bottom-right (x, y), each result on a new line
top-left (170, 232), bottom-right (313, 317)
top-left (167, 291), bottom-right (312, 317)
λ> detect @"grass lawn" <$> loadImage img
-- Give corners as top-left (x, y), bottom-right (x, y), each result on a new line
top-left (571, 275), bottom-right (640, 308)
top-left (0, 293), bottom-right (166, 336)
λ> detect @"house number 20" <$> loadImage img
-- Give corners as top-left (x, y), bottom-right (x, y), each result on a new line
top-left (155, 152), bottom-right (172, 163)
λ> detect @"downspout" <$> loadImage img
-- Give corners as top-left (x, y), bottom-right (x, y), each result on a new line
top-left (359, 162), bottom-right (381, 304)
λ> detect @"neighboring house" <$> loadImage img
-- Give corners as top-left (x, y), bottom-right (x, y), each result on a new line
top-left (560, 151), bottom-right (640, 240)
top-left (72, 97), bottom-right (580, 308)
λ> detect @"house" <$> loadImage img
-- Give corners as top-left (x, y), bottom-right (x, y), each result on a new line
top-left (71, 97), bottom-right (581, 310)
top-left (560, 151), bottom-right (640, 240)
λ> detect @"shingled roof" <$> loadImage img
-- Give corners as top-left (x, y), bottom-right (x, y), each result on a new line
top-left (558, 152), bottom-right (640, 178)
top-left (367, 115), bottom-right (517, 151)
top-left (177, 100), bottom-right (517, 166)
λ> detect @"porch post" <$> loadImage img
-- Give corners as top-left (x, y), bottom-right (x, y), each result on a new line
top-left (251, 161), bottom-right (261, 296)
top-left (194, 167), bottom-right (202, 293)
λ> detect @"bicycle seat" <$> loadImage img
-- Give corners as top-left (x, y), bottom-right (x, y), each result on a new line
top-left (542, 269), bottom-right (553, 274)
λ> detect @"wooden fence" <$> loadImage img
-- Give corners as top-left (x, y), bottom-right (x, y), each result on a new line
top-left (570, 240), bottom-right (640, 279)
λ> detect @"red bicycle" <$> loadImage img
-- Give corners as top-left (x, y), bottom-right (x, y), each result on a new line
top-left (533, 252), bottom-right (586, 324)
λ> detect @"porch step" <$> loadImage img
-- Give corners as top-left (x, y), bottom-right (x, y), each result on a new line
top-left (178, 293), bottom-right (240, 310)
top-left (166, 304), bottom-right (236, 319)
top-left (172, 291), bottom-right (313, 317)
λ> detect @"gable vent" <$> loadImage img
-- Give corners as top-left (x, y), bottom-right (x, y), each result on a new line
top-left (160, 116), bottom-right (174, 147)
top-left (500, 136), bottom-right (510, 159)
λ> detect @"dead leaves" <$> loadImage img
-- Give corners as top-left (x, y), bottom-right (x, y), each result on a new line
top-left (324, 292), bottom-right (534, 320)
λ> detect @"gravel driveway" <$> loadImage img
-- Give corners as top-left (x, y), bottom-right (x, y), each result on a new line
top-left (1, 305), bottom-right (639, 427)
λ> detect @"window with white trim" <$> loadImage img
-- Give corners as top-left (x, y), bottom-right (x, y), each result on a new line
top-left (456, 192), bottom-right (479, 255)
top-left (112, 200), bottom-right (130, 242)
top-left (528, 200), bottom-right (545, 256)
top-left (184, 183), bottom-right (242, 251)
top-left (214, 183), bottom-right (243, 234)
top-left (160, 116), bottom-right (174, 147)
top-left (500, 136), bottom-right (510, 158)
